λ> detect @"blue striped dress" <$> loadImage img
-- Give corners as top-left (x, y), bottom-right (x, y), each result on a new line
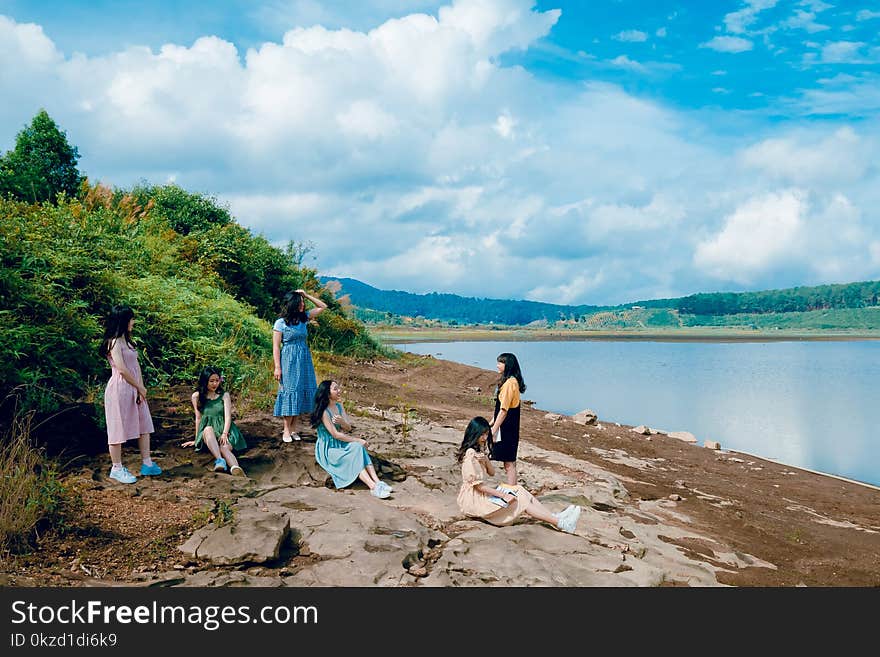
top-left (273, 317), bottom-right (317, 417)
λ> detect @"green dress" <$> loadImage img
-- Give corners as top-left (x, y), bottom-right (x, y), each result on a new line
top-left (195, 395), bottom-right (246, 452)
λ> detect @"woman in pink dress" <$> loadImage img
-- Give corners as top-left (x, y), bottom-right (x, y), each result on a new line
top-left (99, 306), bottom-right (161, 484)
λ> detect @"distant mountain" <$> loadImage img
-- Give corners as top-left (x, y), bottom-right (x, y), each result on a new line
top-left (320, 276), bottom-right (880, 326)
top-left (320, 277), bottom-right (605, 324)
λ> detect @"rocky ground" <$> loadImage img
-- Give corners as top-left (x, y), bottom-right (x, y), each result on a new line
top-left (3, 353), bottom-right (879, 587)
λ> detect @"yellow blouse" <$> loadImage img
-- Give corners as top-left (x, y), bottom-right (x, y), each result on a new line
top-left (497, 377), bottom-right (521, 410)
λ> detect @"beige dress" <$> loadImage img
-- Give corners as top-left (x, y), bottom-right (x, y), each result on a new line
top-left (457, 448), bottom-right (536, 526)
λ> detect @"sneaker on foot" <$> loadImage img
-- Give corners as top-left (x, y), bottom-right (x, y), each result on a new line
top-left (378, 481), bottom-right (393, 494)
top-left (282, 433), bottom-right (293, 443)
top-left (230, 465), bottom-right (246, 477)
top-left (213, 458), bottom-right (228, 472)
top-left (140, 462), bottom-right (162, 476)
top-left (558, 506), bottom-right (582, 533)
top-left (371, 485), bottom-right (391, 499)
top-left (291, 433), bottom-right (302, 441)
top-left (109, 466), bottom-right (137, 484)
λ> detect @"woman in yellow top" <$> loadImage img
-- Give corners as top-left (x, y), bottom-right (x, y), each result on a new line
top-left (457, 417), bottom-right (581, 533)
top-left (489, 352), bottom-right (526, 485)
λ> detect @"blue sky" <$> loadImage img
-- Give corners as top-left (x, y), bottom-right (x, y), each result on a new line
top-left (1, 0), bottom-right (879, 304)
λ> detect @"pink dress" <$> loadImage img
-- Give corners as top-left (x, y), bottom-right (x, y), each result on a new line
top-left (104, 340), bottom-right (154, 444)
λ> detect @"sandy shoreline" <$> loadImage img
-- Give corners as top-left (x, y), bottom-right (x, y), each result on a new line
top-left (375, 328), bottom-right (880, 343)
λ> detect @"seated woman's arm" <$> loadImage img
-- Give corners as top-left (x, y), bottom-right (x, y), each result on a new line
top-left (333, 403), bottom-right (353, 432)
top-left (322, 413), bottom-right (366, 446)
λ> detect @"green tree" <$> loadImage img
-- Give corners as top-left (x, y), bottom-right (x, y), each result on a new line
top-left (0, 110), bottom-right (83, 203)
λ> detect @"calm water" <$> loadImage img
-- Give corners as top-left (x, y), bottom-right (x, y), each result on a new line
top-left (391, 340), bottom-right (880, 487)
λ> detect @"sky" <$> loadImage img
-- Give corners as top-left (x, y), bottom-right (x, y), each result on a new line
top-left (1, 0), bottom-right (879, 305)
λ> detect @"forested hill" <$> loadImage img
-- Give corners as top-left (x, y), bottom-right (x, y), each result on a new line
top-left (321, 276), bottom-right (880, 325)
top-left (320, 277), bottom-right (605, 324)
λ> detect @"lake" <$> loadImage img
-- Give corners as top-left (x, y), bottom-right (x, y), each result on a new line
top-left (390, 339), bottom-right (880, 488)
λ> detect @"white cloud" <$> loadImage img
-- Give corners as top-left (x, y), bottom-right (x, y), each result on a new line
top-left (609, 55), bottom-right (647, 72)
top-left (694, 190), bottom-right (807, 283)
top-left (700, 36), bottom-right (753, 53)
top-left (739, 127), bottom-right (869, 185)
top-left (723, 0), bottom-right (778, 35)
top-left (2, 1), bottom-right (879, 304)
top-left (655, 27), bottom-right (667, 38)
top-left (856, 10), bottom-right (880, 21)
top-left (819, 41), bottom-right (879, 64)
top-left (613, 29), bottom-right (648, 42)
top-left (781, 10), bottom-right (829, 32)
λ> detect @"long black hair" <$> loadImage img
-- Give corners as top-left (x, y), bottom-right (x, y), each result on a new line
top-left (496, 352), bottom-right (526, 395)
top-left (99, 305), bottom-right (135, 358)
top-left (311, 380), bottom-right (334, 428)
top-left (195, 366), bottom-right (225, 412)
top-left (456, 416), bottom-right (491, 463)
top-left (279, 290), bottom-right (309, 326)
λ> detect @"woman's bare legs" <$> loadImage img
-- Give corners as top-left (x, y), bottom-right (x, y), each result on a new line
top-left (109, 444), bottom-right (123, 467)
top-left (503, 461), bottom-right (517, 486)
top-left (202, 427), bottom-right (222, 460)
top-left (137, 433), bottom-right (154, 466)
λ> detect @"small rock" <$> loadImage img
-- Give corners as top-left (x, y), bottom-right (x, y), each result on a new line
top-left (631, 425), bottom-right (651, 435)
top-left (550, 434), bottom-right (568, 441)
top-left (727, 457), bottom-right (745, 463)
top-left (619, 528), bottom-right (636, 539)
top-left (408, 566), bottom-right (428, 578)
top-left (614, 564), bottom-right (633, 574)
top-left (674, 480), bottom-right (687, 488)
top-left (668, 494), bottom-right (683, 501)
top-left (467, 386), bottom-right (482, 392)
top-left (173, 564), bottom-right (185, 570)
top-left (544, 413), bottom-right (563, 421)
top-left (644, 437), bottom-right (652, 442)
top-left (704, 440), bottom-right (721, 450)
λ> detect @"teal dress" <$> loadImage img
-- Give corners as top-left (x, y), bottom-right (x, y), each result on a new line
top-left (315, 403), bottom-right (372, 489)
top-left (195, 395), bottom-right (247, 452)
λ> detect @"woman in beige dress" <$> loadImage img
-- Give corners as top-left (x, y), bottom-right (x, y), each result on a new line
top-left (456, 416), bottom-right (581, 532)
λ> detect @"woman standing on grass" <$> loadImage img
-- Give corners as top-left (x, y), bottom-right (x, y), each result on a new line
top-left (457, 416), bottom-right (580, 532)
top-left (311, 380), bottom-right (392, 499)
top-left (489, 352), bottom-right (526, 486)
top-left (273, 289), bottom-right (327, 442)
top-left (99, 306), bottom-right (161, 484)
top-left (181, 366), bottom-right (247, 477)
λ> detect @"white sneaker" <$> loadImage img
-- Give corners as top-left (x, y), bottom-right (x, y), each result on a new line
top-left (109, 466), bottom-right (137, 484)
top-left (378, 481), bottom-right (393, 494)
top-left (558, 506), bottom-right (582, 534)
top-left (371, 485), bottom-right (391, 499)
top-left (282, 433), bottom-right (293, 443)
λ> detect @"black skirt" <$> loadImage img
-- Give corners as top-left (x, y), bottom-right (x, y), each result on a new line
top-left (490, 400), bottom-right (520, 462)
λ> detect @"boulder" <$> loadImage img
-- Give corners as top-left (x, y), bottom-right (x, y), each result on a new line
top-left (704, 440), bottom-right (721, 450)
top-left (571, 409), bottom-right (598, 425)
top-left (631, 425), bottom-right (651, 435)
top-left (668, 431), bottom-right (697, 444)
top-left (178, 507), bottom-right (291, 565)
top-left (544, 413), bottom-right (564, 422)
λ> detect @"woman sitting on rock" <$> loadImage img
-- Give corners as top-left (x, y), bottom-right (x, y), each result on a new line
top-left (181, 366), bottom-right (247, 476)
top-left (311, 380), bottom-right (392, 499)
top-left (456, 416), bottom-right (580, 533)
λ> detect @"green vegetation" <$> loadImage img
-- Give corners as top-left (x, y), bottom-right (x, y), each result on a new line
top-left (326, 276), bottom-right (880, 332)
top-left (0, 110), bottom-right (83, 204)
top-left (0, 111), bottom-right (384, 419)
top-left (0, 413), bottom-right (81, 552)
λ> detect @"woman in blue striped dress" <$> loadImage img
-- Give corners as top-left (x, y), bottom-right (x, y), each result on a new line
top-left (273, 289), bottom-right (327, 442)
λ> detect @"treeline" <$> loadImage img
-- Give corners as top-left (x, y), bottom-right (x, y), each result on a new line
top-left (320, 277), bottom-right (603, 324)
top-left (326, 276), bottom-right (880, 326)
top-left (675, 281), bottom-right (880, 315)
top-left (1, 111), bottom-right (382, 415)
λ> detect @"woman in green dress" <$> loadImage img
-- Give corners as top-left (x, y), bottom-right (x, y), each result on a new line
top-left (182, 366), bottom-right (247, 476)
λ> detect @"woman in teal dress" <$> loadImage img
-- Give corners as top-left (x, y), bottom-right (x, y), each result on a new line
top-left (310, 380), bottom-right (392, 498)
top-left (182, 366), bottom-right (247, 476)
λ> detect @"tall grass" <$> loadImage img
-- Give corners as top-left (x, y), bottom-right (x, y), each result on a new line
top-left (0, 411), bottom-right (80, 552)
